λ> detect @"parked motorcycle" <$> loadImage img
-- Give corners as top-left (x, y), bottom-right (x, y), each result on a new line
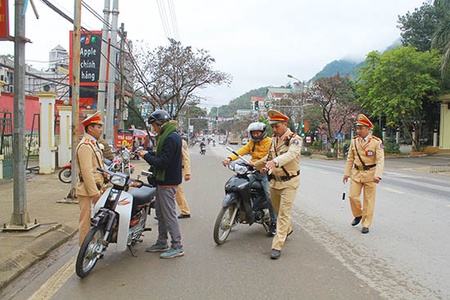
top-left (75, 168), bottom-right (156, 278)
top-left (58, 161), bottom-right (72, 183)
top-left (58, 147), bottom-right (135, 184)
top-left (213, 147), bottom-right (274, 245)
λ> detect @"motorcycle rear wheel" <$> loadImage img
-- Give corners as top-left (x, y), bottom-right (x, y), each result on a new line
top-left (213, 204), bottom-right (238, 245)
top-left (58, 167), bottom-right (72, 184)
top-left (76, 225), bottom-right (105, 278)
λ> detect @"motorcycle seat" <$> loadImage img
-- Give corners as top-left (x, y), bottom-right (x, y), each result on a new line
top-left (129, 186), bottom-right (155, 206)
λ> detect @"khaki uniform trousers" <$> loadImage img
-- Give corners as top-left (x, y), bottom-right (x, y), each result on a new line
top-left (78, 195), bottom-right (94, 246)
top-left (175, 184), bottom-right (190, 215)
top-left (270, 186), bottom-right (296, 251)
top-left (349, 179), bottom-right (377, 228)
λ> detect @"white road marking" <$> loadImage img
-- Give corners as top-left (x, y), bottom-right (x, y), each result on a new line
top-left (28, 256), bottom-right (75, 300)
top-left (382, 187), bottom-right (406, 194)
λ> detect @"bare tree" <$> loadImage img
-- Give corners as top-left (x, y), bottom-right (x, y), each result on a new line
top-left (309, 74), bottom-right (360, 148)
top-left (132, 39), bottom-right (232, 118)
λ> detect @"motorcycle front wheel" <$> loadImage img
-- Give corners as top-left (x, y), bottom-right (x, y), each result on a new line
top-left (76, 225), bottom-right (105, 278)
top-left (58, 167), bottom-right (72, 184)
top-left (213, 204), bottom-right (238, 245)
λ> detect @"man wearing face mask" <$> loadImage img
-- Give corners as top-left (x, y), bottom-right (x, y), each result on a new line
top-left (222, 122), bottom-right (277, 236)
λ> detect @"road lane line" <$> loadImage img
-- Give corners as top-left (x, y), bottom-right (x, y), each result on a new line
top-left (28, 256), bottom-right (75, 300)
top-left (382, 187), bottom-right (406, 194)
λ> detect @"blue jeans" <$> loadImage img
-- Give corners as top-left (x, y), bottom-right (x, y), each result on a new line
top-left (253, 173), bottom-right (277, 224)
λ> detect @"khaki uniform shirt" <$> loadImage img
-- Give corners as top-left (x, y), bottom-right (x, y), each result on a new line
top-left (255, 128), bottom-right (302, 189)
top-left (181, 139), bottom-right (191, 177)
top-left (344, 135), bottom-right (384, 183)
top-left (76, 134), bottom-right (105, 197)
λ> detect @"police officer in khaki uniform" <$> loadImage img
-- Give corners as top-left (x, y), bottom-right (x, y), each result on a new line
top-left (343, 114), bottom-right (384, 234)
top-left (76, 111), bottom-right (105, 245)
top-left (176, 137), bottom-right (191, 218)
top-left (254, 110), bottom-right (302, 259)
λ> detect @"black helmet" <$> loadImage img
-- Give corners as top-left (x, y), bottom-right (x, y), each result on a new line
top-left (247, 122), bottom-right (267, 142)
top-left (148, 110), bottom-right (171, 126)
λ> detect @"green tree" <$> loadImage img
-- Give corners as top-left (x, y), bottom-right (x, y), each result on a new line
top-left (398, 3), bottom-right (442, 52)
top-left (133, 39), bottom-right (232, 118)
top-left (356, 46), bottom-right (441, 151)
top-left (432, 0), bottom-right (450, 87)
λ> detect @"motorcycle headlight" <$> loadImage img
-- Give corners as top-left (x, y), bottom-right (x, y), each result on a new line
top-left (234, 164), bottom-right (248, 175)
top-left (110, 173), bottom-right (128, 187)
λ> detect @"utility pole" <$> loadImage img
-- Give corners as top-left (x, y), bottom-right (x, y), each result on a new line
top-left (118, 22), bottom-right (126, 130)
top-left (7, 0), bottom-right (36, 230)
top-left (97, 0), bottom-right (111, 124)
top-left (105, 0), bottom-right (119, 142)
top-left (68, 0), bottom-right (82, 199)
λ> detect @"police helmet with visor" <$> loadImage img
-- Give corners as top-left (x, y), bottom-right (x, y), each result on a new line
top-left (247, 122), bottom-right (267, 142)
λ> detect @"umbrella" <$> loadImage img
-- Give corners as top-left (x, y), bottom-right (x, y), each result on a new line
top-left (129, 128), bottom-right (154, 138)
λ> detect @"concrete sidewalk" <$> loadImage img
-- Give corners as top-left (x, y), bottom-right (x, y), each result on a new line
top-left (0, 153), bottom-right (449, 290)
top-left (0, 170), bottom-right (79, 289)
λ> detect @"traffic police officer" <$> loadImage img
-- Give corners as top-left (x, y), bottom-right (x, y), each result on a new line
top-left (343, 113), bottom-right (384, 234)
top-left (254, 110), bottom-right (302, 259)
top-left (176, 136), bottom-right (192, 219)
top-left (76, 111), bottom-right (105, 246)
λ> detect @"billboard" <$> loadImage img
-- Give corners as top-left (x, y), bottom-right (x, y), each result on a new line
top-left (69, 30), bottom-right (103, 102)
top-left (0, 0), bottom-right (11, 40)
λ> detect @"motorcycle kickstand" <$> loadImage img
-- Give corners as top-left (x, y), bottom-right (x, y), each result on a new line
top-left (128, 245), bottom-right (138, 257)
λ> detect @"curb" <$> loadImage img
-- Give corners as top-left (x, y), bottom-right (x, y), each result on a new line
top-left (0, 223), bottom-right (78, 289)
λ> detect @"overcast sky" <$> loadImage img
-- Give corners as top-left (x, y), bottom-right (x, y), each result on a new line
top-left (2, 0), bottom-right (428, 109)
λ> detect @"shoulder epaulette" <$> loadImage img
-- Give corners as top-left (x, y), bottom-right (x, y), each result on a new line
top-left (372, 136), bottom-right (382, 142)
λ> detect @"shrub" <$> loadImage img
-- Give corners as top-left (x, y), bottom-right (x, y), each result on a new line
top-left (325, 150), bottom-right (337, 158)
top-left (301, 150), bottom-right (312, 156)
top-left (384, 141), bottom-right (400, 154)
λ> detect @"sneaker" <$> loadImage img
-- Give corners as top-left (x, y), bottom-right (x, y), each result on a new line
top-left (160, 247), bottom-right (185, 259)
top-left (270, 249), bottom-right (281, 259)
top-left (268, 222), bottom-right (277, 237)
top-left (146, 243), bottom-right (169, 253)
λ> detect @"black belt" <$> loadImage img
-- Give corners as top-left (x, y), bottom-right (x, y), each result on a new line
top-left (268, 170), bottom-right (300, 182)
top-left (354, 164), bottom-right (376, 171)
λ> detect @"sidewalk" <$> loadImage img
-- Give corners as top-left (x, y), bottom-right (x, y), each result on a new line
top-left (0, 153), bottom-right (449, 290)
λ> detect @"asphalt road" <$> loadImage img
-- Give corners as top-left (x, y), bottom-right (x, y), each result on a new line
top-left (4, 144), bottom-right (450, 299)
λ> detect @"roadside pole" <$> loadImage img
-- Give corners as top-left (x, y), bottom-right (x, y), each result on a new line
top-left (6, 0), bottom-right (38, 230)
top-left (67, 0), bottom-right (82, 200)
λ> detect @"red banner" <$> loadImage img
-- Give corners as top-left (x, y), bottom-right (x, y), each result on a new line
top-left (0, 0), bottom-right (11, 41)
top-left (116, 129), bottom-right (133, 150)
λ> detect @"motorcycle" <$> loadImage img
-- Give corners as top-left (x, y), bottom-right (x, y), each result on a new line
top-left (75, 168), bottom-right (156, 278)
top-left (58, 161), bottom-right (72, 183)
top-left (58, 147), bottom-right (135, 184)
top-left (200, 144), bottom-right (206, 155)
top-left (213, 147), bottom-right (274, 245)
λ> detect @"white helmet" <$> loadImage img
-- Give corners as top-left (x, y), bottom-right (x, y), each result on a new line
top-left (247, 122), bottom-right (267, 142)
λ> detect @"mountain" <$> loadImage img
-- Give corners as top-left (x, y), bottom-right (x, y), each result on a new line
top-left (311, 59), bottom-right (364, 81)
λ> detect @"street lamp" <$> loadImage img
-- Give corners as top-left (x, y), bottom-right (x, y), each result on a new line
top-left (287, 74), bottom-right (305, 136)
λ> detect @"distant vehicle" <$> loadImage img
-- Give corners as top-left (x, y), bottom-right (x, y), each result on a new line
top-left (228, 133), bottom-right (240, 145)
top-left (241, 138), bottom-right (248, 145)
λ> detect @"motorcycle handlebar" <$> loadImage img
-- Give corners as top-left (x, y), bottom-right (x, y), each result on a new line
top-left (226, 147), bottom-right (250, 165)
